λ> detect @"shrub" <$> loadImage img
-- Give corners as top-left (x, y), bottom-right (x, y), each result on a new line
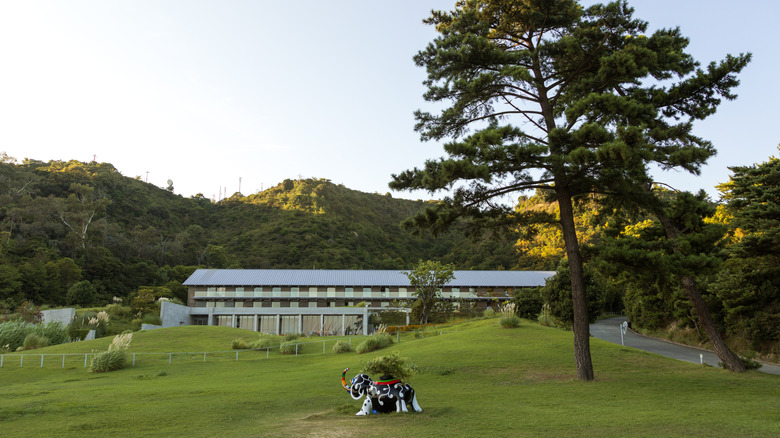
top-left (141, 312), bottom-right (162, 326)
top-left (283, 334), bottom-right (300, 342)
top-left (483, 308), bottom-right (496, 319)
top-left (361, 351), bottom-right (414, 381)
top-left (22, 333), bottom-right (50, 350)
top-left (232, 338), bottom-right (250, 350)
top-left (279, 341), bottom-right (298, 355)
top-left (332, 340), bottom-right (351, 353)
top-left (356, 332), bottom-right (393, 354)
top-left (90, 349), bottom-right (128, 373)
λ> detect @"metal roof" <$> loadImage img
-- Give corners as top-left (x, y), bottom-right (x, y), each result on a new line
top-left (183, 269), bottom-right (554, 288)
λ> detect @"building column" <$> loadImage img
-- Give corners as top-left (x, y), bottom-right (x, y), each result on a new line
top-left (231, 314), bottom-right (237, 328)
top-left (320, 314), bottom-right (325, 336)
top-left (298, 314), bottom-right (303, 334)
top-left (275, 314), bottom-right (280, 335)
top-left (363, 307), bottom-right (369, 335)
top-left (254, 315), bottom-right (259, 332)
top-left (341, 314), bottom-right (346, 336)
top-left (208, 308), bottom-right (214, 326)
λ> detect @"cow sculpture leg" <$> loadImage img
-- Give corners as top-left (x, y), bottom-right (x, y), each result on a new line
top-left (357, 396), bottom-right (373, 416)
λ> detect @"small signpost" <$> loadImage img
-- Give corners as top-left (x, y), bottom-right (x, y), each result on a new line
top-left (620, 321), bottom-right (628, 346)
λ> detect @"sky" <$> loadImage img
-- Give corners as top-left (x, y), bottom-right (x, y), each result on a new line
top-left (1, 0), bottom-right (777, 203)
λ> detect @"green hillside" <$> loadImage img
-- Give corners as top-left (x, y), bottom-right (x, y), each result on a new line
top-left (0, 159), bottom-right (518, 308)
top-left (0, 319), bottom-right (777, 437)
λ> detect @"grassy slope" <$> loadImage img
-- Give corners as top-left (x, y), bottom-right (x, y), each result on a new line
top-left (1, 320), bottom-right (778, 438)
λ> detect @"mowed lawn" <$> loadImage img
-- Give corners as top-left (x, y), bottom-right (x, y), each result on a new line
top-left (1, 320), bottom-right (777, 437)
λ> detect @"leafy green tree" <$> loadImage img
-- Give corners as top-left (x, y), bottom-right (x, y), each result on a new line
top-left (0, 263), bottom-right (23, 308)
top-left (390, 0), bottom-right (749, 380)
top-left (66, 280), bottom-right (99, 307)
top-left (404, 260), bottom-right (455, 325)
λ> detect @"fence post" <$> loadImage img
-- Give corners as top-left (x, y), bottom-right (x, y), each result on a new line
top-left (397, 331), bottom-right (400, 343)
top-left (84, 354), bottom-right (88, 367)
top-left (266, 348), bottom-right (269, 359)
top-left (41, 354), bottom-right (44, 368)
top-left (169, 353), bottom-right (172, 365)
top-left (236, 351), bottom-right (239, 361)
top-left (203, 352), bottom-right (206, 362)
top-left (133, 353), bottom-right (136, 367)
top-left (295, 343), bottom-right (298, 357)
top-left (20, 354), bottom-right (23, 367)
top-left (62, 354), bottom-right (65, 368)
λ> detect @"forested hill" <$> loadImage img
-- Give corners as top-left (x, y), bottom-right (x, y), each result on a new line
top-left (0, 158), bottom-right (519, 306)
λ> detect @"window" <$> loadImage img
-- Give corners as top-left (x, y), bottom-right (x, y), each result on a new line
top-left (290, 287), bottom-right (299, 298)
top-left (327, 287), bottom-right (336, 298)
top-left (272, 287), bottom-right (281, 297)
top-left (345, 287), bottom-right (354, 298)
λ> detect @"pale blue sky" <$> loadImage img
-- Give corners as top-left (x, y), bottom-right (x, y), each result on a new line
top-left (0, 1), bottom-right (776, 202)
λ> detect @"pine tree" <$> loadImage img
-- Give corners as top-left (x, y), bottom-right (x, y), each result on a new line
top-left (390, 0), bottom-right (750, 380)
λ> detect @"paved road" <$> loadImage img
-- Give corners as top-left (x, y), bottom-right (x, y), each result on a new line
top-left (590, 316), bottom-right (780, 375)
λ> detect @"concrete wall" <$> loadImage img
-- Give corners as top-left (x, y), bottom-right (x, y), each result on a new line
top-left (41, 308), bottom-right (75, 327)
top-left (160, 301), bottom-right (192, 328)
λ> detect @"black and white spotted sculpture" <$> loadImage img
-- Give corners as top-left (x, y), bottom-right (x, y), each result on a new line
top-left (341, 368), bottom-right (422, 416)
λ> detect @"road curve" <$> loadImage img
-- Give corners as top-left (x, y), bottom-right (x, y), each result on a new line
top-left (590, 316), bottom-right (780, 376)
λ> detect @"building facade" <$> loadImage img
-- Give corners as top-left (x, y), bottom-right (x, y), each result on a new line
top-left (177, 269), bottom-right (554, 335)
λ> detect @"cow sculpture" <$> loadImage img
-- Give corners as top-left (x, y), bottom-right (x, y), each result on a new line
top-left (341, 368), bottom-right (423, 415)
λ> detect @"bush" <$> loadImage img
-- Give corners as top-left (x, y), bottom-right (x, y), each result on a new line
top-left (361, 351), bottom-right (414, 381)
top-left (90, 349), bottom-right (128, 373)
top-left (141, 312), bottom-right (162, 326)
top-left (283, 334), bottom-right (300, 342)
top-left (356, 332), bottom-right (393, 354)
top-left (22, 333), bottom-right (50, 350)
top-left (279, 341), bottom-right (298, 355)
top-left (483, 308), bottom-right (496, 318)
top-left (332, 340), bottom-right (351, 353)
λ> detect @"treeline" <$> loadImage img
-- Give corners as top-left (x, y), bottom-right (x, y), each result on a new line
top-left (0, 155), bottom-right (518, 310)
top-left (510, 150), bottom-right (780, 361)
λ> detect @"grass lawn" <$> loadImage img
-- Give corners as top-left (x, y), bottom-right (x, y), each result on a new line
top-left (1, 319), bottom-right (778, 437)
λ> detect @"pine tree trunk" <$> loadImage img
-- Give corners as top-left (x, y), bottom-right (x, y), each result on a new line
top-left (680, 275), bottom-right (746, 372)
top-left (655, 210), bottom-right (746, 372)
top-left (557, 190), bottom-right (595, 381)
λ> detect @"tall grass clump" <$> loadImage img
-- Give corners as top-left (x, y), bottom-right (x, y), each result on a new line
top-left (22, 333), bottom-right (50, 350)
top-left (498, 302), bottom-right (521, 328)
top-left (538, 303), bottom-right (554, 327)
top-left (279, 341), bottom-right (298, 355)
top-left (90, 332), bottom-right (133, 373)
top-left (356, 332), bottom-right (393, 354)
top-left (251, 337), bottom-right (278, 349)
top-left (332, 340), bottom-right (351, 353)
top-left (0, 321), bottom-right (68, 351)
top-left (232, 338), bottom-right (251, 350)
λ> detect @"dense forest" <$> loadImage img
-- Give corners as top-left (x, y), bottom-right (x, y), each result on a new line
top-left (1, 152), bottom-right (777, 361)
top-left (0, 156), bottom-right (519, 308)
